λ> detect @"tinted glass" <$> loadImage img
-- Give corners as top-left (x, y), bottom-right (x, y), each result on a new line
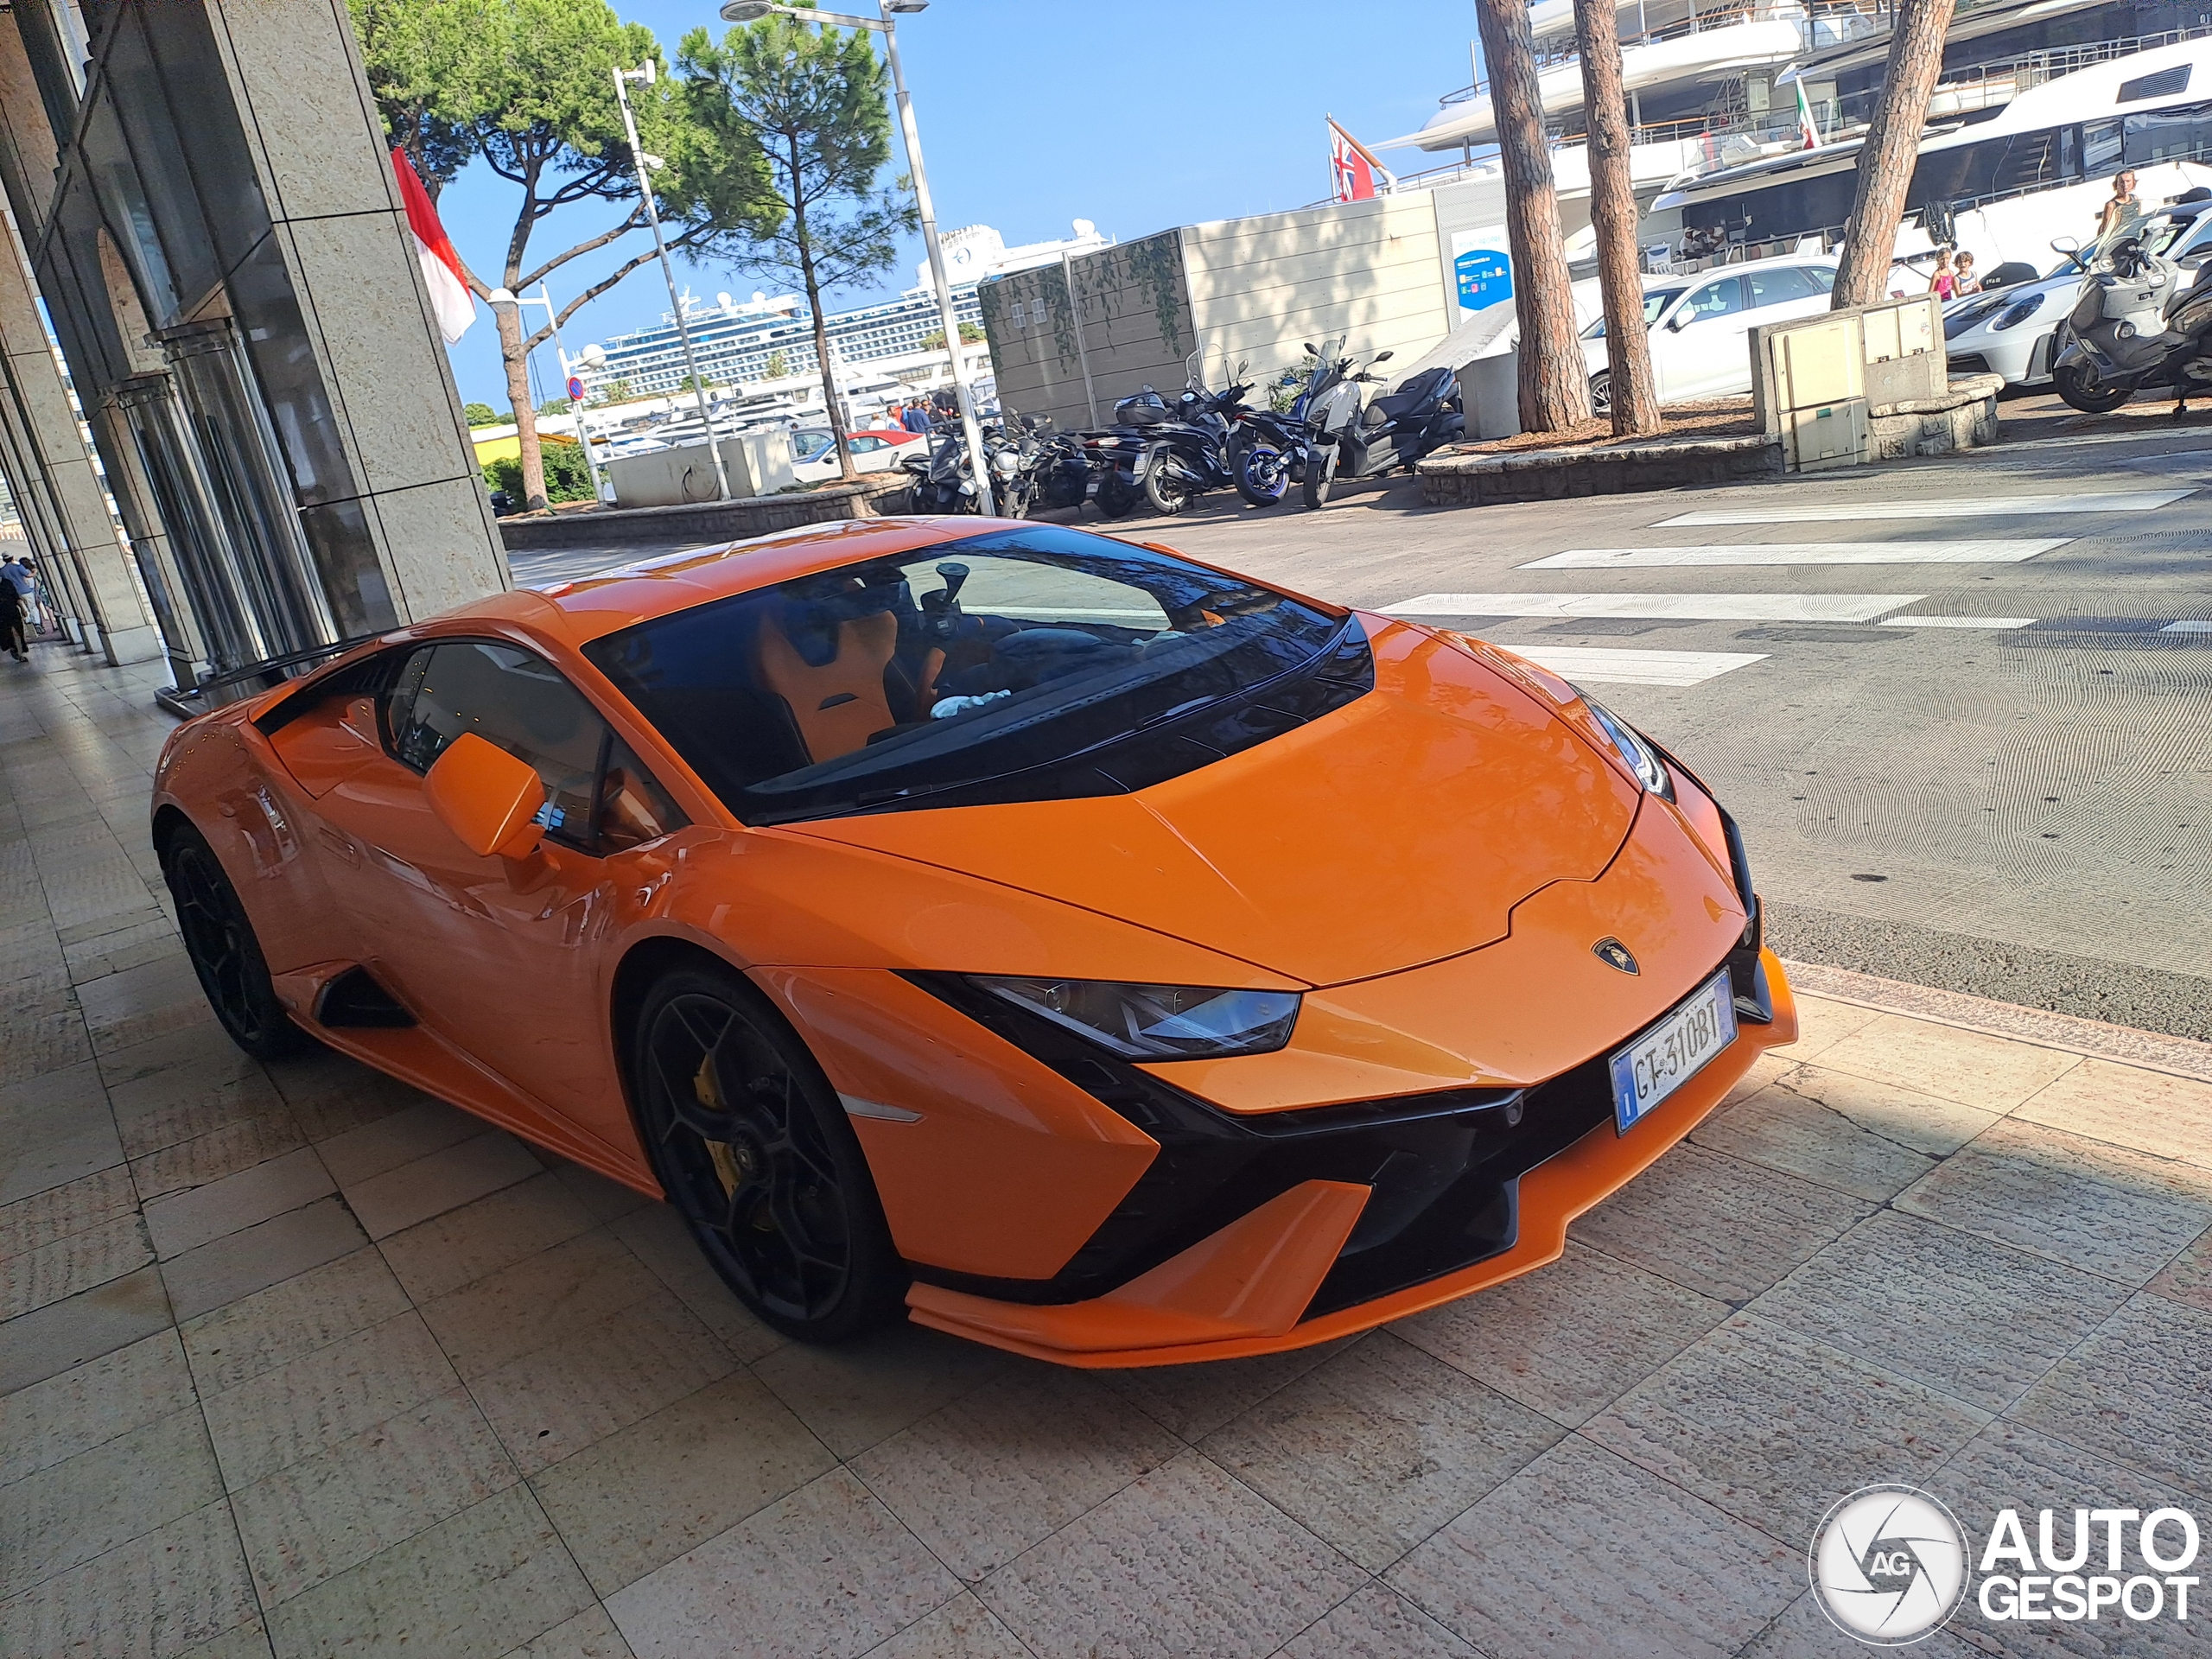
top-left (584, 524), bottom-right (1370, 826)
top-left (1747, 266), bottom-right (1819, 305)
top-left (1678, 277), bottom-right (1745, 322)
top-left (1580, 287), bottom-right (1682, 339)
top-left (596, 734), bottom-right (686, 851)
top-left (387, 642), bottom-right (606, 845)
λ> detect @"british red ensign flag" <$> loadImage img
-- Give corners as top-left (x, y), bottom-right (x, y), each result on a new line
top-left (1329, 117), bottom-right (1391, 204)
top-left (391, 149), bottom-right (475, 344)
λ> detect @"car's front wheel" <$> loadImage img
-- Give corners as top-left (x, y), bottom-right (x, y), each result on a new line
top-left (631, 961), bottom-right (903, 1343)
top-left (164, 823), bottom-right (308, 1059)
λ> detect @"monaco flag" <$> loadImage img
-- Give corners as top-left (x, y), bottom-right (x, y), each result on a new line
top-left (391, 149), bottom-right (475, 344)
top-left (1328, 117), bottom-right (1393, 204)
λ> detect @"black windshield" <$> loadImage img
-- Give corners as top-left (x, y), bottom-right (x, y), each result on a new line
top-left (582, 525), bottom-right (1372, 825)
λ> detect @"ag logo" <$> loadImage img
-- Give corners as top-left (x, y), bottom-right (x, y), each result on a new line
top-left (1592, 938), bottom-right (1639, 975)
top-left (1810, 1485), bottom-right (1970, 1645)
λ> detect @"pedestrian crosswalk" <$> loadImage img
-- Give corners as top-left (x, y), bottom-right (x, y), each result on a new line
top-left (1521, 540), bottom-right (2069, 569)
top-left (1388, 593), bottom-right (1924, 622)
top-left (1655, 489), bottom-right (2193, 526)
top-left (1501, 646), bottom-right (1770, 688)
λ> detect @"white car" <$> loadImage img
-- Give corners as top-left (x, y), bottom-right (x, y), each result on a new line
top-left (1580, 256), bottom-right (1840, 410)
top-left (790, 428), bottom-right (922, 484)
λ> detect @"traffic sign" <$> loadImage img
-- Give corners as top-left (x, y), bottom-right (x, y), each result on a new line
top-left (566, 375), bottom-right (585, 401)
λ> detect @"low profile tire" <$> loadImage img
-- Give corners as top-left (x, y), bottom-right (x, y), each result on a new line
top-left (1589, 371), bottom-right (1612, 417)
top-left (2052, 362), bottom-right (2133, 414)
top-left (631, 962), bottom-right (904, 1344)
top-left (163, 823), bottom-right (308, 1060)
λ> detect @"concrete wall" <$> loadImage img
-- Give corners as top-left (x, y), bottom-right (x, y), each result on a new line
top-left (603, 431), bottom-right (796, 509)
top-left (980, 230), bottom-right (1202, 430)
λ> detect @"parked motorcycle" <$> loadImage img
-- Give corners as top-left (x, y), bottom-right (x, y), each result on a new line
top-left (1081, 386), bottom-right (1173, 518)
top-left (1299, 345), bottom-right (1463, 508)
top-left (1133, 366), bottom-right (1260, 515)
top-left (2049, 230), bottom-right (2212, 414)
top-left (1233, 359), bottom-right (1329, 507)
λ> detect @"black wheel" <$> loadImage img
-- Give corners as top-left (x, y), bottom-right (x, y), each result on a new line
top-left (1301, 444), bottom-right (1338, 508)
top-left (1234, 444), bottom-right (1290, 506)
top-left (1589, 371), bottom-right (1611, 417)
top-left (2052, 362), bottom-right (2133, 414)
top-left (632, 963), bottom-right (903, 1343)
top-left (1094, 473), bottom-right (1137, 518)
top-left (1141, 463), bottom-right (1188, 515)
top-left (164, 824), bottom-right (308, 1059)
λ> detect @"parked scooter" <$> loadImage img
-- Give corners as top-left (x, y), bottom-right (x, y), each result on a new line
top-left (1132, 363), bottom-right (1259, 515)
top-left (2049, 229), bottom-right (2212, 413)
top-left (1299, 345), bottom-right (1463, 508)
top-left (1233, 358), bottom-right (1331, 506)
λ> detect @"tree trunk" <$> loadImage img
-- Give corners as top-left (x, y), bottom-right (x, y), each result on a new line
top-left (791, 145), bottom-right (857, 483)
top-left (1476, 0), bottom-right (1589, 432)
top-left (1834, 0), bottom-right (1957, 307)
top-left (496, 301), bottom-right (549, 511)
top-left (1575, 0), bottom-right (1661, 436)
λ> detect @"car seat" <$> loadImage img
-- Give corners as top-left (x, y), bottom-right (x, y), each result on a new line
top-left (753, 582), bottom-right (901, 763)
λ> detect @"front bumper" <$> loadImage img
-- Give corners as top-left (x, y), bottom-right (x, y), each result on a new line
top-left (904, 946), bottom-right (1798, 1367)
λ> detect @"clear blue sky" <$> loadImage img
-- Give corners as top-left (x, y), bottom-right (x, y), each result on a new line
top-left (435, 0), bottom-right (1480, 407)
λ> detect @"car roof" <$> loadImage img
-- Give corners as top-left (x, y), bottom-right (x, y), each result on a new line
top-left (1643, 253), bottom-right (1835, 291)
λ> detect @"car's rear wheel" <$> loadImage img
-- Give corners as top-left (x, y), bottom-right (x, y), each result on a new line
top-left (163, 823), bottom-right (308, 1059)
top-left (631, 962), bottom-right (903, 1343)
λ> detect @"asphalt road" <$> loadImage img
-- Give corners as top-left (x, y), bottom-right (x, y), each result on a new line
top-left (510, 391), bottom-right (2212, 1040)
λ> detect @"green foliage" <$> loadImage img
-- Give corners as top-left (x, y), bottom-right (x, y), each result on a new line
top-left (591, 378), bottom-right (633, 405)
top-left (347, 0), bottom-right (485, 197)
top-left (463, 401), bottom-right (502, 426)
top-left (483, 441), bottom-right (594, 504)
top-left (764, 350), bottom-right (788, 378)
top-left (537, 397), bottom-right (572, 416)
top-left (920, 321), bottom-right (985, 350)
top-left (677, 372), bottom-right (717, 391)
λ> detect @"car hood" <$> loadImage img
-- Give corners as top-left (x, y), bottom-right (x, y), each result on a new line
top-left (788, 619), bottom-right (1641, 986)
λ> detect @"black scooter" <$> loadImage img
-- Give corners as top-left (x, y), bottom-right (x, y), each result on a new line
top-left (1132, 372), bottom-right (1258, 515)
top-left (1299, 346), bottom-right (1463, 508)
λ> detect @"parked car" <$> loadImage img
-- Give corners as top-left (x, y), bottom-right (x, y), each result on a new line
top-left (791, 428), bottom-right (923, 484)
top-left (152, 519), bottom-right (1794, 1362)
top-left (1580, 255), bottom-right (1840, 410)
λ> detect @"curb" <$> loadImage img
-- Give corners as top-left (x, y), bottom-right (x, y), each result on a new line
top-left (1782, 958), bottom-right (2212, 1086)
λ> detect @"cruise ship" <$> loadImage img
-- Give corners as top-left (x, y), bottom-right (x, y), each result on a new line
top-left (1384, 0), bottom-right (2212, 264)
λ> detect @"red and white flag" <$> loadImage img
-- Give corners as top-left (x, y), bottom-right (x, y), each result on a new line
top-left (1328, 117), bottom-right (1393, 204)
top-left (1796, 81), bottom-right (1822, 150)
top-left (391, 148), bottom-right (475, 344)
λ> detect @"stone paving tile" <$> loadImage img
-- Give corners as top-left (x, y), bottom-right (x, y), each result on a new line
top-left (2008, 1292), bottom-right (2212, 1503)
top-left (1586, 1313), bottom-right (1993, 1544)
top-left (500, 1603), bottom-right (635, 1659)
top-left (200, 1310), bottom-right (461, 1490)
top-left (132, 1110), bottom-right (310, 1201)
top-left (1099, 1333), bottom-right (1365, 1442)
top-left (0, 1406), bottom-right (225, 1600)
top-left (345, 1128), bottom-right (544, 1241)
top-left (1391, 1239), bottom-right (1732, 1428)
top-left (1781, 994), bottom-right (1885, 1065)
top-left (0, 1058), bottom-right (119, 1205)
top-left (180, 1247), bottom-right (410, 1395)
top-left (77, 951), bottom-right (213, 1053)
top-left (1567, 1142), bottom-right (1878, 1306)
top-left (1893, 1119), bottom-right (2212, 1285)
top-left (1275, 1583), bottom-right (1477, 1659)
top-left (0, 1160), bottom-right (138, 1259)
top-left (0, 998), bottom-right (95, 1087)
top-left (102, 1030), bottom-right (286, 1156)
top-left (2012, 1056), bottom-right (2212, 1170)
top-left (1200, 1332), bottom-right (1564, 1573)
top-left (549, 1160), bottom-right (652, 1224)
top-left (264, 1484), bottom-right (594, 1659)
top-left (162, 1194), bottom-right (372, 1324)
top-left (180, 1618), bottom-right (281, 1659)
top-left (853, 1363), bottom-right (1181, 1582)
top-left (230, 1386), bottom-right (521, 1605)
top-left (64, 914), bottom-right (184, 982)
top-left (606, 1201), bottom-right (784, 1362)
top-left (979, 1452), bottom-right (1364, 1659)
top-left (867, 1592), bottom-right (1031, 1659)
top-left (605, 1467), bottom-right (958, 1659)
top-left (751, 1319), bottom-right (1008, 1461)
top-left (1690, 1061), bottom-right (1999, 1202)
top-left (262, 1048), bottom-right (435, 1144)
top-left (0, 1260), bottom-right (172, 1394)
top-left (1811, 1011), bottom-right (2083, 1111)
top-left (0, 1326), bottom-right (194, 1485)
top-left (1738, 1592), bottom-right (1982, 1658)
top-left (418, 1227), bottom-right (665, 1382)
top-left (1751, 1209), bottom-right (2129, 1414)
top-left (0, 1207), bottom-right (151, 1319)
top-left (315, 1096), bottom-right (488, 1188)
top-left (0, 1500), bottom-right (258, 1659)
top-left (1389, 1433), bottom-right (1797, 1659)
top-left (376, 1167), bottom-right (598, 1303)
top-left (469, 1288), bottom-right (738, 1476)
top-left (142, 1146), bottom-right (336, 1260)
top-left (2146, 1222), bottom-right (2212, 1313)
top-left (531, 1370), bottom-right (836, 1597)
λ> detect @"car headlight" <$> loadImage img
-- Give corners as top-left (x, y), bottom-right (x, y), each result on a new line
top-left (1582, 696), bottom-right (1675, 801)
top-left (973, 977), bottom-right (1300, 1059)
top-left (1991, 291), bottom-right (2046, 331)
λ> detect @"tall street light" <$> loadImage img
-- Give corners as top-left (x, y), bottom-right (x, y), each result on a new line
top-left (612, 59), bottom-right (731, 500)
top-left (720, 0), bottom-right (995, 514)
top-left (487, 283), bottom-right (607, 505)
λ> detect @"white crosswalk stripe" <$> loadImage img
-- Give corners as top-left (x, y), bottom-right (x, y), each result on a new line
top-left (1879, 614), bottom-right (2037, 630)
top-left (1503, 646), bottom-right (1769, 688)
top-left (1387, 593), bottom-right (1923, 622)
top-left (2164, 620), bottom-right (2212, 633)
top-left (1519, 540), bottom-right (2069, 569)
top-left (1656, 490), bottom-right (2190, 526)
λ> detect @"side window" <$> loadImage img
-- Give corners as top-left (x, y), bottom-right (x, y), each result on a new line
top-left (1680, 276), bottom-right (1745, 323)
top-left (1805, 264), bottom-right (1838, 292)
top-left (1747, 267), bottom-right (1818, 306)
top-left (852, 435), bottom-right (883, 453)
top-left (595, 734), bottom-right (687, 852)
top-left (386, 640), bottom-right (606, 846)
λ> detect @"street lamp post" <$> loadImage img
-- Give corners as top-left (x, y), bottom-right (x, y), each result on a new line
top-left (612, 59), bottom-right (731, 500)
top-left (720, 0), bottom-right (995, 514)
top-left (488, 283), bottom-right (607, 505)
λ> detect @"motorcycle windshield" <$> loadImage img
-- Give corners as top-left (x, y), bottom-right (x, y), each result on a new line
top-left (582, 524), bottom-right (1366, 827)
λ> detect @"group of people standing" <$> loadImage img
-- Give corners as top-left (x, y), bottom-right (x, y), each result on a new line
top-left (0, 552), bottom-right (52, 663)
top-left (1929, 171), bottom-right (2149, 299)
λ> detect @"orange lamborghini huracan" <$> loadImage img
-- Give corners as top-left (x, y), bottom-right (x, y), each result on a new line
top-left (153, 518), bottom-right (1796, 1367)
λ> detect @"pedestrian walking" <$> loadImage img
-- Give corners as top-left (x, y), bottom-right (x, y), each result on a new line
top-left (0, 576), bottom-right (27, 663)
top-left (0, 550), bottom-right (35, 645)
top-left (1953, 251), bottom-right (1981, 295)
top-left (900, 400), bottom-right (933, 435)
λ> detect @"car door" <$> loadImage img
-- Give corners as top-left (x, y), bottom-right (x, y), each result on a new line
top-left (1654, 275), bottom-right (1746, 398)
top-left (317, 637), bottom-right (689, 1152)
top-left (1745, 264), bottom-right (1832, 330)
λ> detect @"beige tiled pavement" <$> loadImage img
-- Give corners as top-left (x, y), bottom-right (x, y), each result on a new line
top-left (5, 653), bottom-right (2212, 1657)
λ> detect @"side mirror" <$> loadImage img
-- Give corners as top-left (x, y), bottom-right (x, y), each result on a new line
top-left (1373, 350), bottom-right (1394, 362)
top-left (425, 734), bottom-right (545, 859)
top-left (2050, 234), bottom-right (2080, 253)
top-left (1303, 341), bottom-right (1318, 355)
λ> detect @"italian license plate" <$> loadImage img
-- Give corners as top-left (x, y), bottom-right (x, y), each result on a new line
top-left (1610, 969), bottom-right (1738, 1135)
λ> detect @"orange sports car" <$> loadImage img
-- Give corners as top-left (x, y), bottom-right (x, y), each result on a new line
top-left (153, 518), bottom-right (1796, 1367)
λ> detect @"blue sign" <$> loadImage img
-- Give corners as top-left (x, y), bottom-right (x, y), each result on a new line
top-left (1456, 248), bottom-right (1514, 313)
